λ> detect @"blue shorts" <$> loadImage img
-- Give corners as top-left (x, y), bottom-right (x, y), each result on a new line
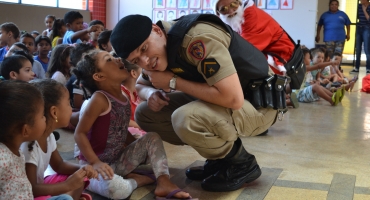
top-left (297, 85), bottom-right (320, 103)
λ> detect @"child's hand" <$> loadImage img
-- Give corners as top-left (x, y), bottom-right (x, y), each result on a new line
top-left (322, 79), bottom-right (330, 84)
top-left (88, 25), bottom-right (100, 33)
top-left (66, 168), bottom-right (86, 190)
top-left (330, 61), bottom-right (339, 66)
top-left (92, 161), bottom-right (114, 180)
top-left (82, 165), bottom-right (98, 179)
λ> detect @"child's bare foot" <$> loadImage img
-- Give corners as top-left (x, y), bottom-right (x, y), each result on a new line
top-left (155, 175), bottom-right (191, 199)
top-left (126, 173), bottom-right (155, 187)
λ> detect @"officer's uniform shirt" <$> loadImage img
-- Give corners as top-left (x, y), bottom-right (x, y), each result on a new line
top-left (161, 21), bottom-right (236, 86)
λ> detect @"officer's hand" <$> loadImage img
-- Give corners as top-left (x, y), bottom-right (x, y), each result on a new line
top-left (144, 69), bottom-right (174, 91)
top-left (147, 90), bottom-right (170, 112)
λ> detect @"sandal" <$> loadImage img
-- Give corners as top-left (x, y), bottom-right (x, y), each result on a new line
top-left (289, 92), bottom-right (299, 108)
top-left (155, 189), bottom-right (198, 200)
top-left (332, 88), bottom-right (341, 106)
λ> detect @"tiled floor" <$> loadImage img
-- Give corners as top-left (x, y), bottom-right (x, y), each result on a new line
top-left (55, 65), bottom-right (370, 200)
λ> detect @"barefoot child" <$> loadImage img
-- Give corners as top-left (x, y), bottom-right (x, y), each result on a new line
top-left (21, 79), bottom-right (98, 200)
top-left (73, 50), bottom-right (196, 199)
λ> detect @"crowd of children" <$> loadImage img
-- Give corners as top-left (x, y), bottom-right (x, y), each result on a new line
top-left (0, 7), bottom-right (363, 199)
top-left (0, 10), bottom-right (195, 200)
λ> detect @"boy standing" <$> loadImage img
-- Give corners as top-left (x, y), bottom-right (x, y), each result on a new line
top-left (62, 11), bottom-right (99, 44)
top-left (0, 22), bottom-right (20, 62)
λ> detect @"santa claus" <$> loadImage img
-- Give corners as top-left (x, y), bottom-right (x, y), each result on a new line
top-left (214, 0), bottom-right (295, 75)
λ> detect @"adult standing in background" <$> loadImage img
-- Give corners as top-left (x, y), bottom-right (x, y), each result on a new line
top-left (315, 0), bottom-right (351, 69)
top-left (350, 0), bottom-right (370, 74)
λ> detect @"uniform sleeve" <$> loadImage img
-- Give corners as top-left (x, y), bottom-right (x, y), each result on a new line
top-left (20, 142), bottom-right (39, 167)
top-left (183, 23), bottom-right (236, 86)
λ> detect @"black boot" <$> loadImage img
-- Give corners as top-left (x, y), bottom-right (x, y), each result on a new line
top-left (201, 138), bottom-right (261, 192)
top-left (185, 159), bottom-right (225, 180)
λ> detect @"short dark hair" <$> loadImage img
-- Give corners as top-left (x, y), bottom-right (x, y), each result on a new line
top-left (11, 42), bottom-right (29, 53)
top-left (0, 22), bottom-right (20, 40)
top-left (11, 50), bottom-right (34, 66)
top-left (329, 0), bottom-right (339, 6)
top-left (0, 80), bottom-right (43, 144)
top-left (64, 11), bottom-right (83, 24)
top-left (302, 47), bottom-right (311, 60)
top-left (98, 30), bottom-right (112, 50)
top-left (311, 48), bottom-right (325, 58)
top-left (21, 33), bottom-right (36, 43)
top-left (331, 52), bottom-right (342, 58)
top-left (31, 31), bottom-right (40, 36)
top-left (89, 20), bottom-right (104, 27)
top-left (35, 35), bottom-right (52, 46)
top-left (0, 55), bottom-right (30, 80)
top-left (70, 43), bottom-right (95, 67)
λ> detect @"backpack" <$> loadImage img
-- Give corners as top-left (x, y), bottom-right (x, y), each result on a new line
top-left (361, 74), bottom-right (370, 93)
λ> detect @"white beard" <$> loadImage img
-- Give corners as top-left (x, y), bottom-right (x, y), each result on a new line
top-left (219, 4), bottom-right (245, 34)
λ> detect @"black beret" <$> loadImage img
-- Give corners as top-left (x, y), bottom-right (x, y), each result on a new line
top-left (110, 15), bottom-right (152, 59)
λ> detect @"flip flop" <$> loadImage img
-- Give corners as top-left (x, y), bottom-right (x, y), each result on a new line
top-left (131, 170), bottom-right (156, 182)
top-left (332, 88), bottom-right (341, 106)
top-left (339, 86), bottom-right (345, 102)
top-left (80, 193), bottom-right (92, 200)
top-left (289, 92), bottom-right (299, 108)
top-left (155, 189), bottom-right (198, 200)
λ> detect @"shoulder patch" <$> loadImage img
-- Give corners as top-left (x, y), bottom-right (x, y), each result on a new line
top-left (188, 40), bottom-right (205, 60)
top-left (201, 58), bottom-right (220, 78)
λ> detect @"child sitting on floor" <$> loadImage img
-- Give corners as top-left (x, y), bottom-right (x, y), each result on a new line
top-left (295, 48), bottom-right (343, 106)
top-left (21, 79), bottom-right (98, 200)
top-left (73, 50), bottom-right (195, 200)
top-left (0, 80), bottom-right (72, 200)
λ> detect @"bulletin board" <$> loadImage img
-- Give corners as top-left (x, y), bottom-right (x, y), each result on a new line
top-left (152, 0), bottom-right (217, 22)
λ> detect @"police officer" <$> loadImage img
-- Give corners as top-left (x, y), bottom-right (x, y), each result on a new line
top-left (110, 14), bottom-right (278, 192)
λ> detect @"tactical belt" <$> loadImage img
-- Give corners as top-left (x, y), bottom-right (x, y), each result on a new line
top-left (244, 75), bottom-right (289, 121)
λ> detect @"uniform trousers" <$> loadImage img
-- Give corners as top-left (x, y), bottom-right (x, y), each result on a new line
top-left (135, 92), bottom-right (277, 159)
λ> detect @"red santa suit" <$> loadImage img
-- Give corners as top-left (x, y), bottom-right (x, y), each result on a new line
top-left (241, 4), bottom-right (294, 75)
top-left (216, 0), bottom-right (295, 75)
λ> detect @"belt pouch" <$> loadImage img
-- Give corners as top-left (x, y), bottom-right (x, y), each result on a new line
top-left (272, 75), bottom-right (287, 110)
top-left (262, 76), bottom-right (274, 108)
top-left (247, 80), bottom-right (263, 109)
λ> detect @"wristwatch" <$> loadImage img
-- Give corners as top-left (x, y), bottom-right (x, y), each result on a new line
top-left (169, 75), bottom-right (178, 90)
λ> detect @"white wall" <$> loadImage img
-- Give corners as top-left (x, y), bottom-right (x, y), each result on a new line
top-left (106, 0), bottom-right (319, 48)
top-left (267, 0), bottom-right (318, 48)
top-left (106, 0), bottom-right (152, 30)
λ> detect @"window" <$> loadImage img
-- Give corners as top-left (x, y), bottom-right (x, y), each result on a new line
top-left (21, 0), bottom-right (56, 7)
top-left (0, 0), bottom-right (86, 10)
top-left (0, 0), bottom-right (19, 3)
top-left (59, 0), bottom-right (85, 10)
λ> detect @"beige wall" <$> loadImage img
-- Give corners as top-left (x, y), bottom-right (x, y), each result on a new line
top-left (0, 2), bottom-right (90, 34)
